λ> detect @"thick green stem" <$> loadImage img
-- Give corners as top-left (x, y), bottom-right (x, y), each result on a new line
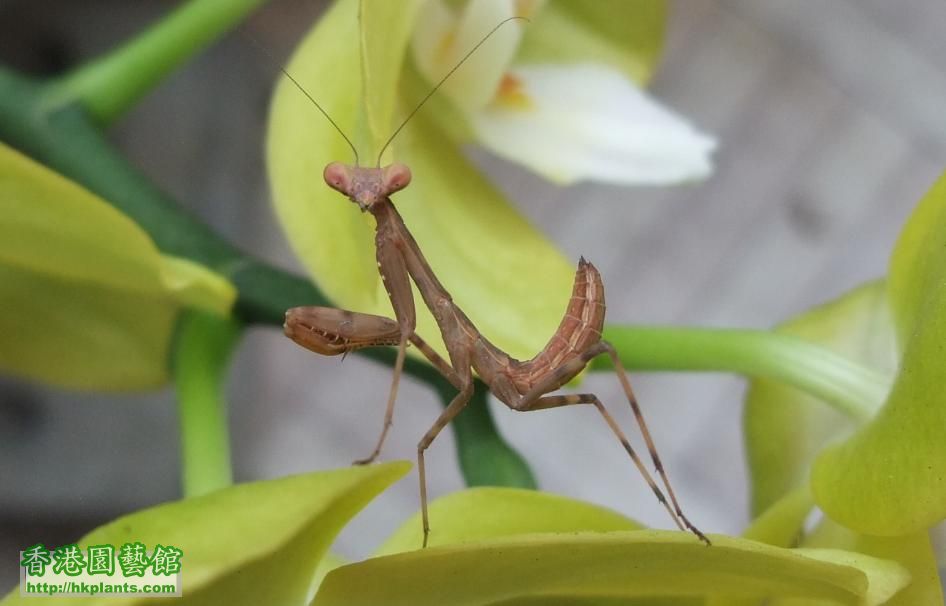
top-left (45, 0), bottom-right (268, 125)
top-left (598, 326), bottom-right (891, 421)
top-left (173, 310), bottom-right (243, 497)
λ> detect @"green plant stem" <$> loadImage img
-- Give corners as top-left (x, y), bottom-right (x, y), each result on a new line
top-left (45, 0), bottom-right (268, 125)
top-left (597, 326), bottom-right (891, 421)
top-left (173, 310), bottom-right (243, 498)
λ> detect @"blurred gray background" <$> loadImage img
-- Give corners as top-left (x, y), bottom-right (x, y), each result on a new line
top-left (2, 0), bottom-right (946, 591)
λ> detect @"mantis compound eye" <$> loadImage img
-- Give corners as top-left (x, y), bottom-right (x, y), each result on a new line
top-left (323, 162), bottom-right (353, 195)
top-left (382, 163), bottom-right (412, 196)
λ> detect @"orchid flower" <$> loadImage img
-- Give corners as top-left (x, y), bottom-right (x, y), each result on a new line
top-left (411, 0), bottom-right (716, 185)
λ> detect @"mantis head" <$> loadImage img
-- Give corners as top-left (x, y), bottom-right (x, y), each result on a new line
top-left (323, 162), bottom-right (412, 212)
top-left (281, 17), bottom-right (522, 212)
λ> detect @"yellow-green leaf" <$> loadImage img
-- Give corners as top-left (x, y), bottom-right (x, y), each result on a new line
top-left (744, 281), bottom-right (896, 515)
top-left (359, 0), bottom-right (424, 157)
top-left (268, 0), bottom-right (574, 361)
top-left (516, 0), bottom-right (666, 85)
top-left (0, 143), bottom-right (235, 390)
top-left (159, 255), bottom-right (235, 316)
top-left (1, 462), bottom-right (409, 606)
top-left (313, 532), bottom-right (909, 606)
top-left (812, 173), bottom-right (946, 535)
top-left (375, 487), bottom-right (642, 555)
top-left (886, 170), bottom-right (946, 347)
top-left (706, 489), bottom-right (816, 606)
top-left (784, 518), bottom-right (943, 606)
top-left (742, 487), bottom-right (814, 548)
top-left (481, 598), bottom-right (699, 606)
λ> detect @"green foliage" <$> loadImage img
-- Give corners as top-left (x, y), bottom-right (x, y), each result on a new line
top-left (173, 310), bottom-right (243, 497)
top-left (317, 530), bottom-right (909, 606)
top-left (0, 142), bottom-right (234, 390)
top-left (0, 463), bottom-right (409, 606)
top-left (744, 281), bottom-right (896, 515)
top-left (375, 488), bottom-right (643, 554)
top-left (799, 519), bottom-right (943, 606)
top-left (812, 172), bottom-right (946, 536)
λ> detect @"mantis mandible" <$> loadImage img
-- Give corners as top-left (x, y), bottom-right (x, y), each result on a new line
top-left (281, 18), bottom-right (709, 547)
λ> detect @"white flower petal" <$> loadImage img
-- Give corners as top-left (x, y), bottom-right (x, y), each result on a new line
top-left (412, 0), bottom-right (524, 113)
top-left (471, 64), bottom-right (717, 185)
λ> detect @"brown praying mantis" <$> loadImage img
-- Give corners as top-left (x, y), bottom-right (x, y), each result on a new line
top-left (281, 18), bottom-right (708, 547)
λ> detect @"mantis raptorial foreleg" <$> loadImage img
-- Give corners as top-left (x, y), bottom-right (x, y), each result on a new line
top-left (286, 306), bottom-right (460, 385)
top-left (283, 307), bottom-right (401, 354)
top-left (285, 304), bottom-right (465, 469)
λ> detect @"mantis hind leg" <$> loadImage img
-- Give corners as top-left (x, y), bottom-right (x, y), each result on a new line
top-left (509, 341), bottom-right (709, 545)
top-left (596, 342), bottom-right (707, 543)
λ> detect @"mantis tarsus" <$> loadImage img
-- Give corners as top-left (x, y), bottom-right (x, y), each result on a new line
top-left (281, 18), bottom-right (708, 547)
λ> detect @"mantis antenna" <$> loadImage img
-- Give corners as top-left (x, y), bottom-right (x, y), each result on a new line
top-left (277, 65), bottom-right (361, 166)
top-left (257, 15), bottom-right (527, 168)
top-left (374, 15), bottom-right (529, 167)
top-left (247, 35), bottom-right (360, 165)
